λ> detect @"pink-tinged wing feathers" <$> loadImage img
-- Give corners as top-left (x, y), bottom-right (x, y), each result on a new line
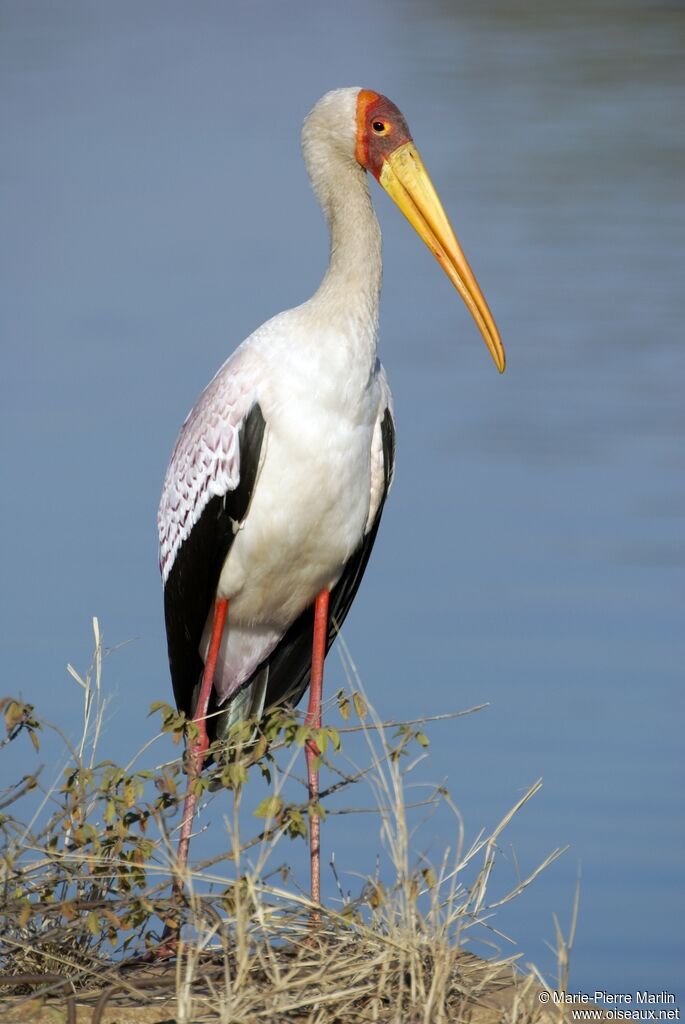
top-left (158, 348), bottom-right (260, 584)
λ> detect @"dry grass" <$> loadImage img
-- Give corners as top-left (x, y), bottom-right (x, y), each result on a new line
top-left (0, 619), bottom-right (576, 1023)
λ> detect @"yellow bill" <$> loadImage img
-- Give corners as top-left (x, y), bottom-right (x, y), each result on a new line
top-left (380, 141), bottom-right (505, 373)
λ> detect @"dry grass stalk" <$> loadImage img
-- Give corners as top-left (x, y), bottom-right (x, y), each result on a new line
top-left (0, 620), bottom-right (574, 1023)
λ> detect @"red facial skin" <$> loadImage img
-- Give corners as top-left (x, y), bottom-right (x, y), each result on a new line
top-left (355, 89), bottom-right (413, 180)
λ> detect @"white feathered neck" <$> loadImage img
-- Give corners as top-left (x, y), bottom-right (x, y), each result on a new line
top-left (300, 88), bottom-right (382, 350)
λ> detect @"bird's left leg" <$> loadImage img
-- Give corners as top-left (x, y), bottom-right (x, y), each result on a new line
top-left (304, 588), bottom-right (330, 908)
top-left (176, 597), bottom-right (229, 879)
top-left (148, 598), bottom-right (229, 960)
top-left (156, 597), bottom-right (228, 956)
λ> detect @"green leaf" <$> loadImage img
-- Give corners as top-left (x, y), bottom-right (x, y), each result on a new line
top-left (352, 692), bottom-right (367, 720)
top-left (253, 795), bottom-right (283, 819)
top-left (252, 734), bottom-right (268, 762)
top-left (221, 762), bottom-right (247, 790)
top-left (337, 691), bottom-right (350, 721)
top-left (294, 725), bottom-right (310, 748)
top-left (86, 911), bottom-right (101, 936)
top-left (421, 866), bottom-right (437, 888)
top-left (307, 801), bottom-right (326, 821)
top-left (316, 728), bottom-right (328, 754)
top-left (284, 808), bottom-right (307, 839)
top-left (148, 700), bottom-right (171, 716)
top-left (326, 727), bottom-right (341, 752)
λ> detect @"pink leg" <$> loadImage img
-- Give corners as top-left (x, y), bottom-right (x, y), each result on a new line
top-left (176, 597), bottom-right (229, 879)
top-left (153, 599), bottom-right (228, 957)
top-left (304, 588), bottom-right (330, 907)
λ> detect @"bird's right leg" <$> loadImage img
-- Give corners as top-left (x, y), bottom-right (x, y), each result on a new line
top-left (176, 597), bottom-right (229, 878)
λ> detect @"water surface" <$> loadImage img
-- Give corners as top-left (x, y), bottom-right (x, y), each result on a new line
top-left (2, 0), bottom-right (682, 999)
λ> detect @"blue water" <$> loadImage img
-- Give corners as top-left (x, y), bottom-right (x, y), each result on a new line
top-left (2, 0), bottom-right (683, 1002)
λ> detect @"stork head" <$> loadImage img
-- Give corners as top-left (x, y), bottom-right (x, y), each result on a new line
top-left (303, 88), bottom-right (505, 374)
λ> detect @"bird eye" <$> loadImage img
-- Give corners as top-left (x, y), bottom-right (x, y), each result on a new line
top-left (372, 120), bottom-right (387, 134)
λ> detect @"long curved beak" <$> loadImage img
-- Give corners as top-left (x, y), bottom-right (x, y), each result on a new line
top-left (379, 141), bottom-right (505, 373)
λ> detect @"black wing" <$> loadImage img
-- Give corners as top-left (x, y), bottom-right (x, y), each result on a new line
top-left (259, 407), bottom-right (396, 714)
top-left (163, 403), bottom-right (266, 720)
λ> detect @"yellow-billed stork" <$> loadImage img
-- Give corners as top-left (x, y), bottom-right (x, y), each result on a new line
top-left (158, 87), bottom-right (504, 907)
